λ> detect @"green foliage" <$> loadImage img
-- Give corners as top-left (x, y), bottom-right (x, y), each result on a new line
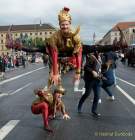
top-left (15, 33), bottom-right (48, 49)
top-left (33, 37), bottom-right (45, 48)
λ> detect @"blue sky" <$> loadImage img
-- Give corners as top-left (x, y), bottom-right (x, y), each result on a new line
top-left (0, 0), bottom-right (135, 42)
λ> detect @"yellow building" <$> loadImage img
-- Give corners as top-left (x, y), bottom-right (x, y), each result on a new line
top-left (0, 23), bottom-right (56, 55)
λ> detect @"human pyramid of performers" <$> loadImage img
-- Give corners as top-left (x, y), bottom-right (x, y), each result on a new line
top-left (5, 7), bottom-right (128, 133)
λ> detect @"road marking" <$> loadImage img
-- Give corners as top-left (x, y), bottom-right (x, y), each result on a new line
top-left (116, 85), bottom-right (135, 105)
top-left (0, 93), bottom-right (9, 98)
top-left (10, 83), bottom-right (32, 95)
top-left (0, 90), bottom-right (13, 98)
top-left (117, 77), bottom-right (135, 87)
top-left (0, 83), bottom-right (32, 98)
top-left (0, 67), bottom-right (44, 85)
top-left (0, 120), bottom-right (20, 140)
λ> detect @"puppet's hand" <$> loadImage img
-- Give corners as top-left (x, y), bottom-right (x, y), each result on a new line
top-left (63, 113), bottom-right (71, 120)
top-left (50, 74), bottom-right (59, 85)
top-left (74, 73), bottom-right (80, 81)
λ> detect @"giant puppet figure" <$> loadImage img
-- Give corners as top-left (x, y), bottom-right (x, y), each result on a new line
top-left (47, 7), bottom-right (82, 87)
top-left (5, 7), bottom-right (128, 89)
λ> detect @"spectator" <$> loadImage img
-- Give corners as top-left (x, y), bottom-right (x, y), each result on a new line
top-left (0, 55), bottom-right (6, 79)
top-left (102, 51), bottom-right (118, 86)
top-left (78, 53), bottom-right (101, 117)
top-left (101, 60), bottom-right (115, 100)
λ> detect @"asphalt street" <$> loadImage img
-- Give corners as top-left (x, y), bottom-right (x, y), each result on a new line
top-left (0, 62), bottom-right (135, 140)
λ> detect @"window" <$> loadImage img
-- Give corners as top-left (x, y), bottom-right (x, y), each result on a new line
top-left (1, 34), bottom-right (3, 37)
top-left (45, 32), bottom-right (47, 35)
top-left (114, 37), bottom-right (117, 40)
top-left (30, 33), bottom-right (32, 35)
top-left (1, 40), bottom-right (3, 43)
top-left (50, 32), bottom-right (52, 34)
top-left (15, 33), bottom-right (18, 36)
top-left (40, 32), bottom-right (42, 35)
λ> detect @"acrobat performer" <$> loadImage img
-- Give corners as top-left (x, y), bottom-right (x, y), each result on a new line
top-left (31, 87), bottom-right (70, 133)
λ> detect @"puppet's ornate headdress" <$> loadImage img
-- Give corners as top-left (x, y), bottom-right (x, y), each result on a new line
top-left (58, 7), bottom-right (72, 23)
top-left (54, 85), bottom-right (66, 95)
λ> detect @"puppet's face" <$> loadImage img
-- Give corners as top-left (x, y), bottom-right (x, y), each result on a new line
top-left (55, 93), bottom-right (62, 102)
top-left (60, 20), bottom-right (71, 34)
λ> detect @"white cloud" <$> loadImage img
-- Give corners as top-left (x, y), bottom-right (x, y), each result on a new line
top-left (0, 0), bottom-right (135, 42)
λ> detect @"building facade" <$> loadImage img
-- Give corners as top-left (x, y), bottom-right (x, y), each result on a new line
top-left (99, 22), bottom-right (135, 46)
top-left (0, 23), bottom-right (56, 55)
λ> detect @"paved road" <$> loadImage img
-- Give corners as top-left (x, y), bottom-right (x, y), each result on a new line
top-left (0, 62), bottom-right (135, 140)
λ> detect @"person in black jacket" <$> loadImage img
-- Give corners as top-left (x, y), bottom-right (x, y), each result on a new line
top-left (78, 53), bottom-right (101, 117)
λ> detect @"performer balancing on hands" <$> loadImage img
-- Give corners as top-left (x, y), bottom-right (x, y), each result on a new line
top-left (31, 87), bottom-right (70, 133)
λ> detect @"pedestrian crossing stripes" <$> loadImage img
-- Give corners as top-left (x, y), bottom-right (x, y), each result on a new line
top-left (0, 120), bottom-right (20, 140)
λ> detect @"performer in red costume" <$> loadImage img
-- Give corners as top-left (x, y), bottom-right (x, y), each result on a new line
top-left (31, 87), bottom-right (70, 133)
top-left (48, 7), bottom-right (82, 86)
